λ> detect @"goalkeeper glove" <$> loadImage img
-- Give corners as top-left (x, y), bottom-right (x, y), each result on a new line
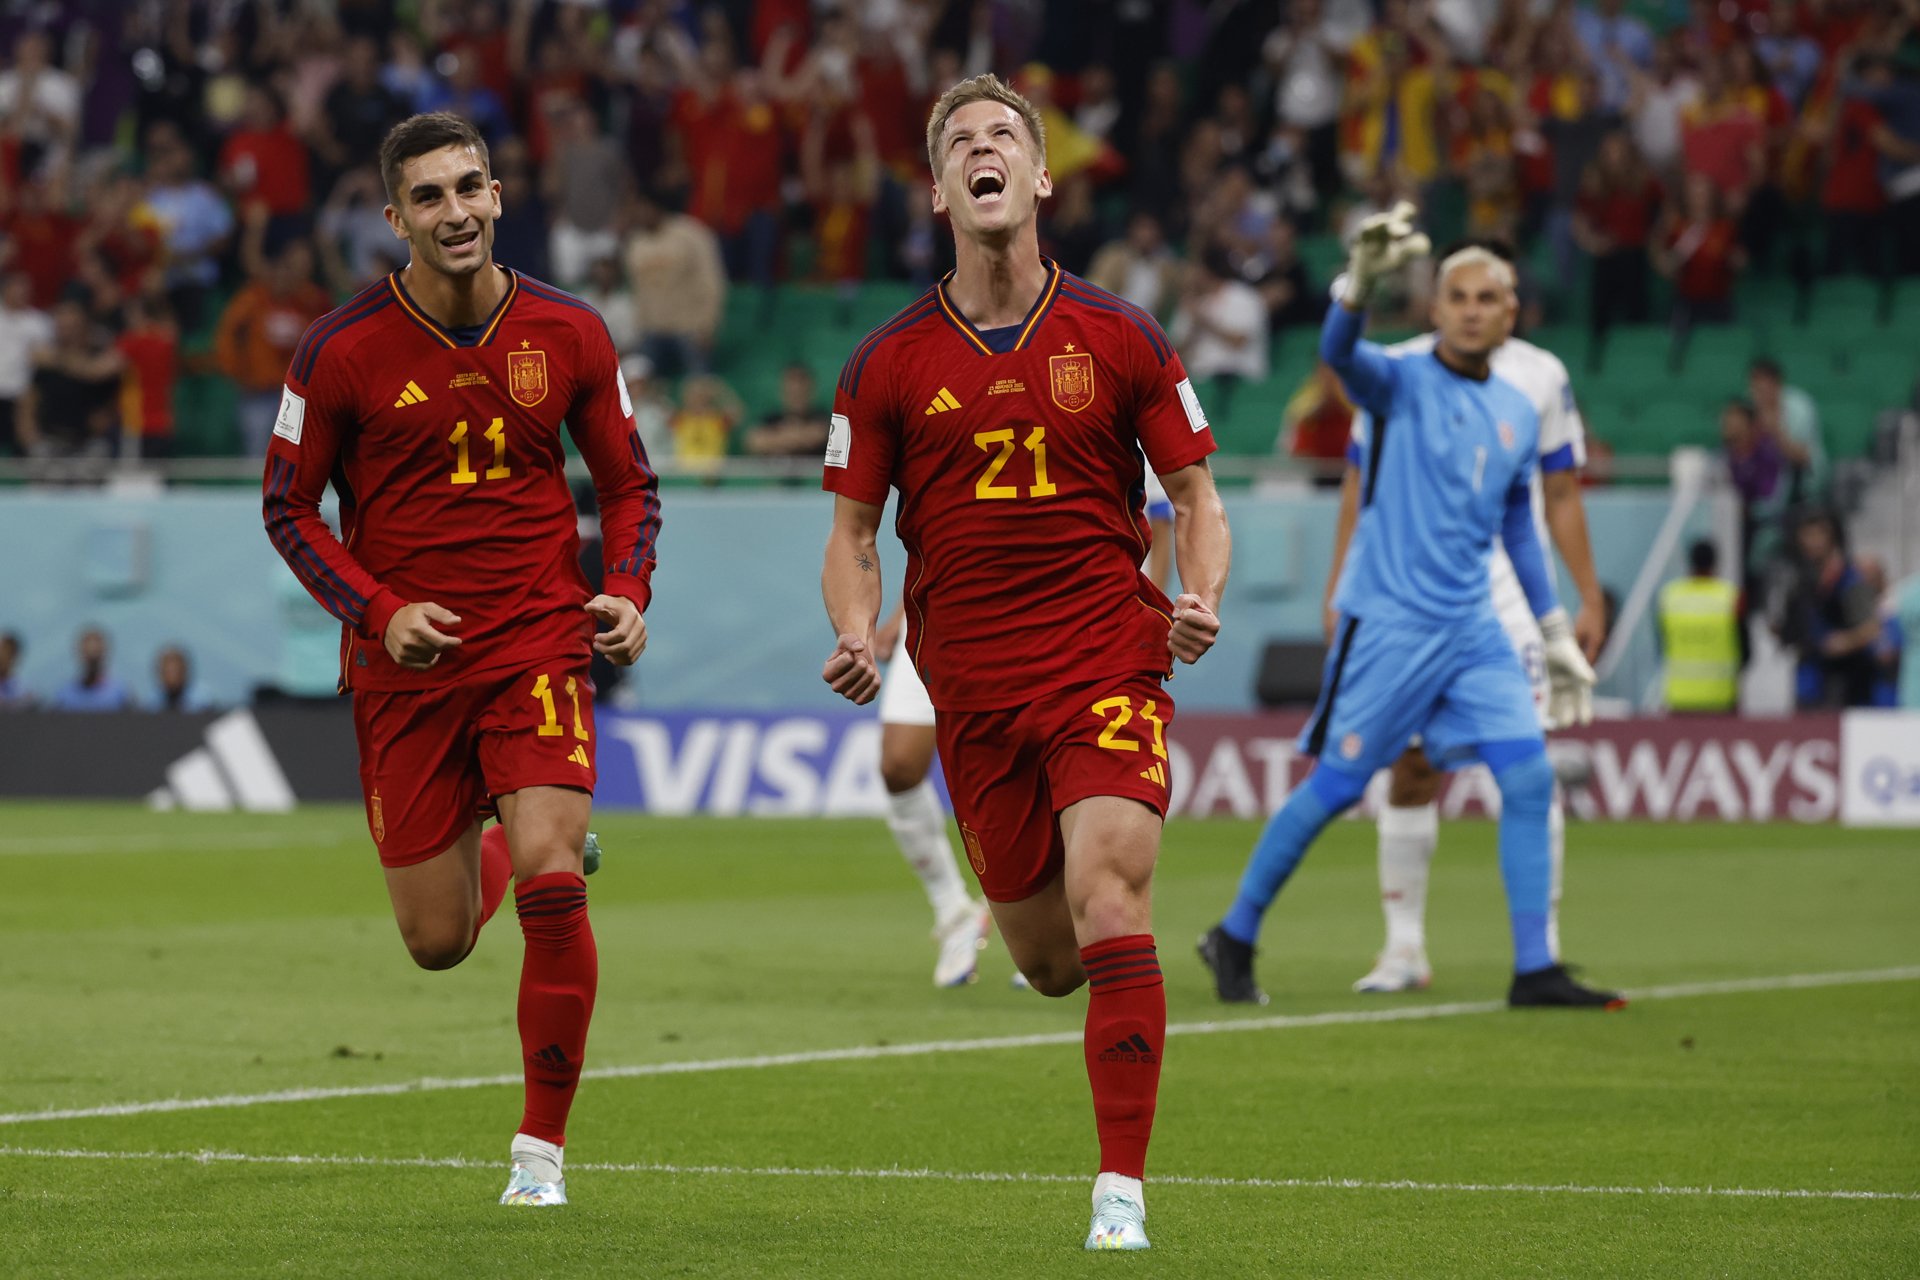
top-left (1337, 200), bottom-right (1431, 307)
top-left (1538, 607), bottom-right (1595, 730)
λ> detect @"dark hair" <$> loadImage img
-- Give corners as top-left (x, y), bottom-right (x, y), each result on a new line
top-left (379, 112), bottom-right (491, 204)
top-left (1748, 356), bottom-right (1782, 382)
top-left (0, 630), bottom-right (20, 651)
top-left (1723, 397), bottom-right (1755, 419)
top-left (1437, 236), bottom-right (1517, 265)
top-left (1688, 539), bottom-right (1717, 576)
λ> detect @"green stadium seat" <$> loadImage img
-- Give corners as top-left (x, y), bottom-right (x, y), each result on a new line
top-left (1678, 325), bottom-right (1758, 393)
top-left (1839, 346), bottom-right (1915, 410)
top-left (1594, 324), bottom-right (1683, 384)
top-left (1819, 398), bottom-right (1884, 460)
top-left (1809, 276), bottom-right (1891, 326)
top-left (1634, 396), bottom-right (1722, 450)
top-left (1527, 325), bottom-right (1594, 375)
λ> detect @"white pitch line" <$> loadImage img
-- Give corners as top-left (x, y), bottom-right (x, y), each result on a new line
top-left (0, 828), bottom-right (354, 856)
top-left (1, 1145), bottom-right (1914, 1204)
top-left (3, 965), bottom-right (1916, 1129)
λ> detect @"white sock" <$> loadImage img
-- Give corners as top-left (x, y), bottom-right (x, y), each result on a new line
top-left (511, 1133), bottom-right (563, 1183)
top-left (1377, 802), bottom-right (1439, 954)
top-left (1093, 1171), bottom-right (1144, 1212)
top-left (1546, 791), bottom-right (1565, 962)
top-left (885, 779), bottom-right (973, 925)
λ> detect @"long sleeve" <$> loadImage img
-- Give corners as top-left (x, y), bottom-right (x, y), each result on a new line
top-left (568, 322), bottom-right (661, 612)
top-left (1318, 300), bottom-right (1398, 418)
top-left (1500, 476), bottom-right (1559, 619)
top-left (261, 347), bottom-right (406, 646)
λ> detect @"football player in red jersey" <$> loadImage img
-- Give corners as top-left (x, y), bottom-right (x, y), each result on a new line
top-left (261, 114), bottom-right (660, 1207)
top-left (819, 75), bottom-right (1231, 1251)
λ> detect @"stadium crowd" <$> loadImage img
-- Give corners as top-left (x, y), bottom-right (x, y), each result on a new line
top-left (0, 0), bottom-right (1916, 707)
top-left (0, 0), bottom-right (1917, 464)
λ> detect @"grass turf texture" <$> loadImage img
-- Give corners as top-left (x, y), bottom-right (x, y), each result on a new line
top-left (2, 803), bottom-right (1915, 1277)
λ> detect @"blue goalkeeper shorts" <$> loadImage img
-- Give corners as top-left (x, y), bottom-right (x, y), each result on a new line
top-left (1300, 611), bottom-right (1543, 774)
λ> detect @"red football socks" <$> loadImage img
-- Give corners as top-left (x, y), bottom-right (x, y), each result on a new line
top-left (1080, 934), bottom-right (1165, 1181)
top-left (513, 871), bottom-right (598, 1145)
top-left (477, 824), bottom-right (514, 934)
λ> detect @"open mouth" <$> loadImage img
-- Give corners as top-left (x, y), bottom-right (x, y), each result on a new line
top-left (442, 229), bottom-right (481, 251)
top-left (967, 168), bottom-right (1006, 203)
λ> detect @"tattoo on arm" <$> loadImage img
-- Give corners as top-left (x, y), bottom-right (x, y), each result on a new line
top-left (856, 553), bottom-right (874, 573)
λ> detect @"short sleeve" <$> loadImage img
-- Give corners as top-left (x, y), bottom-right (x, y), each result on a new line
top-left (823, 344), bottom-right (899, 505)
top-left (1537, 353), bottom-right (1587, 472)
top-left (1130, 329), bottom-right (1216, 477)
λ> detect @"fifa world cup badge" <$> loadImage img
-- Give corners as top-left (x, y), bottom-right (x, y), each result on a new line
top-left (1049, 349), bottom-right (1095, 413)
top-left (508, 348), bottom-right (549, 407)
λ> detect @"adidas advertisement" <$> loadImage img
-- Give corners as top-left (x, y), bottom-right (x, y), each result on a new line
top-left (0, 707), bottom-right (1906, 825)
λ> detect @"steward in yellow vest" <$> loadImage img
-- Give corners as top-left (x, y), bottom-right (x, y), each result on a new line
top-left (1659, 540), bottom-right (1741, 712)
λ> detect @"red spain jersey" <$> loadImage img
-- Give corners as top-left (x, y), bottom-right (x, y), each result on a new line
top-left (824, 261), bottom-right (1216, 711)
top-left (263, 268), bottom-right (661, 693)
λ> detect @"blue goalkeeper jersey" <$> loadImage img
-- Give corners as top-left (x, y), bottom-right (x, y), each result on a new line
top-left (1321, 303), bottom-right (1550, 630)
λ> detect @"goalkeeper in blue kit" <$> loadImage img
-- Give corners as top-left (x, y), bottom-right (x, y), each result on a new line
top-left (1199, 204), bottom-right (1623, 1010)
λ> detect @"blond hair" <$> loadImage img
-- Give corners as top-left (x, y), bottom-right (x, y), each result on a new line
top-left (1436, 246), bottom-right (1516, 292)
top-left (924, 73), bottom-right (1047, 175)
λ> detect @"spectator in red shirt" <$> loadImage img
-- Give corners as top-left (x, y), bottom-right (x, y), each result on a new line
top-left (1680, 52), bottom-right (1765, 208)
top-left (214, 240), bottom-right (332, 456)
top-left (800, 86), bottom-right (879, 289)
top-left (1653, 171), bottom-right (1747, 332)
top-left (1573, 128), bottom-right (1662, 337)
top-left (1, 173), bottom-right (79, 311)
top-left (1812, 55), bottom-right (1898, 277)
top-left (1282, 362), bottom-right (1354, 489)
top-left (218, 85), bottom-right (313, 253)
top-left (115, 292), bottom-right (179, 461)
top-left (676, 60), bottom-right (787, 298)
top-left (75, 174), bottom-right (163, 304)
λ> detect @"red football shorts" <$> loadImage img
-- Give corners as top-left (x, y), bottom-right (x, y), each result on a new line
top-left (934, 673), bottom-right (1174, 903)
top-left (352, 662), bottom-right (598, 867)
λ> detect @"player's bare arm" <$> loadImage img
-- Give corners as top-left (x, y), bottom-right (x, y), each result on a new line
top-left (1542, 468), bottom-right (1606, 660)
top-left (874, 599), bottom-right (906, 660)
top-left (821, 493), bottom-right (885, 704)
top-left (1324, 464), bottom-right (1362, 642)
top-left (1159, 461), bottom-right (1230, 664)
top-left (585, 595), bottom-right (647, 665)
top-left (383, 602), bottom-right (464, 669)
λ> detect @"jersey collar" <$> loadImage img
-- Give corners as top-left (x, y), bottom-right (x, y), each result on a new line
top-left (934, 258), bottom-right (1063, 356)
top-left (388, 265), bottom-right (519, 349)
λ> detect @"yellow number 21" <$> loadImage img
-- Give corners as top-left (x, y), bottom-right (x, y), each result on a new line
top-left (973, 426), bottom-right (1058, 500)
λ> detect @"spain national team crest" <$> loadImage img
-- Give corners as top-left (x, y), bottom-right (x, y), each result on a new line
top-left (508, 349), bottom-right (549, 407)
top-left (1049, 350), bottom-right (1096, 414)
top-left (960, 822), bottom-right (988, 876)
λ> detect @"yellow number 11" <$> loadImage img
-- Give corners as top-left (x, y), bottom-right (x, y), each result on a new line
top-left (450, 417), bottom-right (511, 485)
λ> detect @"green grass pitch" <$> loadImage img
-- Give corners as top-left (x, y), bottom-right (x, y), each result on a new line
top-left (2, 803), bottom-right (1916, 1277)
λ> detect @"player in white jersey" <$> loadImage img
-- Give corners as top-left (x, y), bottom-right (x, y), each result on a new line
top-left (1323, 317), bottom-right (1606, 993)
top-left (874, 469), bottom-right (1177, 986)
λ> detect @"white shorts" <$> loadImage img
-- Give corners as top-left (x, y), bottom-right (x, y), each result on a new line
top-left (879, 654), bottom-right (937, 727)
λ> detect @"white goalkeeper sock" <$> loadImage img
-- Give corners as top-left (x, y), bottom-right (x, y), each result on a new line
top-left (886, 779), bottom-right (973, 926)
top-left (1378, 802), bottom-right (1439, 955)
top-left (1547, 791), bottom-right (1565, 962)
